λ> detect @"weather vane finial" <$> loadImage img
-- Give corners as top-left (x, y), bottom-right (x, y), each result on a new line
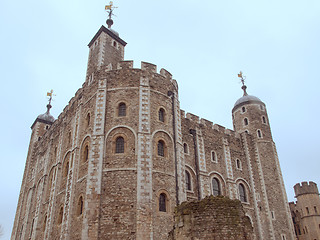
top-left (46, 89), bottom-right (55, 113)
top-left (105, 1), bottom-right (117, 28)
top-left (237, 71), bottom-right (248, 96)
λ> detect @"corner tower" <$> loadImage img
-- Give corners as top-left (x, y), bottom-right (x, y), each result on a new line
top-left (232, 73), bottom-right (295, 240)
top-left (85, 8), bottom-right (127, 82)
top-left (290, 181), bottom-right (320, 239)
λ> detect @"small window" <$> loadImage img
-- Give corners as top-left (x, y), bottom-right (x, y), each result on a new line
top-left (211, 151), bottom-right (217, 162)
top-left (83, 145), bottom-right (89, 162)
top-left (86, 113), bottom-right (91, 127)
top-left (185, 171), bottom-right (191, 191)
top-left (113, 41), bottom-right (117, 47)
top-left (236, 159), bottom-right (241, 169)
top-left (58, 206), bottom-right (64, 224)
top-left (242, 106), bottom-right (246, 113)
top-left (157, 140), bottom-right (165, 157)
top-left (38, 137), bottom-right (41, 141)
top-left (183, 143), bottom-right (188, 154)
top-left (77, 196), bottom-right (84, 216)
top-left (314, 206), bottom-right (318, 213)
top-left (260, 105), bottom-right (264, 111)
top-left (306, 207), bottom-right (309, 214)
top-left (46, 125), bottom-right (49, 130)
top-left (262, 116), bottom-right (266, 124)
top-left (239, 183), bottom-right (247, 202)
top-left (115, 137), bottom-right (124, 153)
top-left (212, 178), bottom-right (221, 196)
top-left (43, 215), bottom-right (47, 232)
top-left (244, 118), bottom-right (248, 126)
top-left (118, 103), bottom-right (126, 117)
top-left (159, 108), bottom-right (165, 122)
top-left (245, 130), bottom-right (249, 134)
top-left (271, 211), bottom-right (275, 219)
top-left (159, 193), bottom-right (167, 212)
top-left (257, 130), bottom-right (262, 138)
top-left (64, 161), bottom-right (69, 178)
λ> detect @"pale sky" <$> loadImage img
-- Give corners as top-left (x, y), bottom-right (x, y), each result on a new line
top-left (1, 0), bottom-right (320, 239)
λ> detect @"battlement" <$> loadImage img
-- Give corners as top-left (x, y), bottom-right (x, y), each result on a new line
top-left (294, 181), bottom-right (319, 197)
top-left (181, 110), bottom-right (239, 138)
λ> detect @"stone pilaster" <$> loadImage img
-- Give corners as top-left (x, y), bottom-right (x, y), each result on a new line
top-left (82, 78), bottom-right (107, 240)
top-left (223, 138), bottom-right (236, 199)
top-left (136, 75), bottom-right (153, 239)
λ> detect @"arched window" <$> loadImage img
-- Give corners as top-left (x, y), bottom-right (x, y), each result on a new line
top-left (183, 143), bottom-right (188, 154)
top-left (185, 171), bottom-right (191, 191)
top-left (159, 193), bottom-right (167, 212)
top-left (236, 159), bottom-right (241, 169)
top-left (83, 145), bottom-right (89, 162)
top-left (58, 206), bottom-right (64, 224)
top-left (244, 118), bottom-right (248, 126)
top-left (77, 196), bottom-right (84, 216)
top-left (262, 116), bottom-right (266, 124)
top-left (211, 151), bottom-right (217, 162)
top-left (118, 103), bottom-right (126, 117)
top-left (157, 140), bottom-right (165, 157)
top-left (159, 108), bottom-right (165, 122)
top-left (212, 178), bottom-right (221, 196)
top-left (257, 130), bottom-right (262, 138)
top-left (239, 183), bottom-right (247, 202)
top-left (242, 106), bottom-right (246, 113)
top-left (115, 137), bottom-right (124, 153)
top-left (64, 161), bottom-right (69, 178)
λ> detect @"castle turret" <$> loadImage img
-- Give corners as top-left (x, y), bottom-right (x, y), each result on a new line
top-left (232, 81), bottom-right (271, 141)
top-left (290, 181), bottom-right (320, 240)
top-left (231, 73), bottom-right (295, 240)
top-left (85, 10), bottom-right (127, 81)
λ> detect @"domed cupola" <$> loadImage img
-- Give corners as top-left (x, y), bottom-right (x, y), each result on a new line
top-left (31, 91), bottom-right (55, 129)
top-left (232, 72), bottom-right (272, 140)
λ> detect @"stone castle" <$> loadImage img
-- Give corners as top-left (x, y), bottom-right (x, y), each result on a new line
top-left (11, 13), bottom-right (296, 240)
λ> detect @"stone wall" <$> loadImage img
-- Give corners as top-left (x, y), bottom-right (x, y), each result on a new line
top-left (168, 195), bottom-right (253, 240)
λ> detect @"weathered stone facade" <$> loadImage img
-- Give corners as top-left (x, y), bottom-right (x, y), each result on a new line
top-left (290, 181), bottom-right (320, 240)
top-left (168, 195), bottom-right (253, 240)
top-left (11, 24), bottom-right (295, 240)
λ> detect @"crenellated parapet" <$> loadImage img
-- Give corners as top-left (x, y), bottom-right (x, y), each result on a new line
top-left (294, 181), bottom-right (319, 197)
top-left (181, 110), bottom-right (240, 139)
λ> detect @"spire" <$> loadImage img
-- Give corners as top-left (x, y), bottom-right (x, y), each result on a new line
top-left (46, 89), bottom-right (54, 115)
top-left (105, 1), bottom-right (117, 28)
top-left (237, 71), bottom-right (248, 96)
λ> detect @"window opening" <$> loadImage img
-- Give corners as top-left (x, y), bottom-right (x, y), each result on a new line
top-left (159, 108), bottom-right (165, 122)
top-left (262, 116), bottom-right (266, 124)
top-left (185, 171), bottom-right (191, 191)
top-left (314, 206), bottom-right (318, 213)
top-left (159, 193), bottom-right (167, 212)
top-left (118, 103), bottom-right (126, 117)
top-left (115, 137), bottom-right (124, 153)
top-left (236, 159), bottom-right (241, 169)
top-left (83, 145), bottom-right (89, 162)
top-left (242, 106), bottom-right (246, 113)
top-left (257, 130), bottom-right (262, 138)
top-left (211, 151), bottom-right (217, 162)
top-left (239, 183), bottom-right (247, 202)
top-left (212, 178), bottom-right (221, 196)
top-left (244, 118), bottom-right (248, 126)
top-left (78, 196), bottom-right (84, 216)
top-left (183, 143), bottom-right (188, 154)
top-left (306, 207), bottom-right (309, 214)
top-left (158, 140), bottom-right (165, 157)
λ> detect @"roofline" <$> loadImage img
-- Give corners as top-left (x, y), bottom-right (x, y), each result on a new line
top-left (88, 25), bottom-right (127, 47)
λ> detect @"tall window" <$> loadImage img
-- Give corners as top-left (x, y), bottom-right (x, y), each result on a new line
top-left (159, 108), bottom-right (165, 122)
top-left (236, 159), bottom-right (241, 169)
top-left (43, 215), bottom-right (47, 232)
top-left (115, 137), bottom-right (124, 153)
top-left (159, 193), bottom-right (167, 212)
top-left (242, 106), bottom-right (246, 113)
top-left (239, 183), bottom-right (247, 202)
top-left (158, 140), bottom-right (165, 157)
top-left (83, 145), bottom-right (89, 162)
top-left (86, 113), bottom-right (91, 127)
top-left (262, 116), bottom-right (266, 124)
top-left (211, 151), bottom-right (217, 162)
top-left (58, 206), bottom-right (64, 224)
top-left (257, 130), bottom-right (262, 138)
top-left (118, 103), bottom-right (126, 117)
top-left (77, 196), bottom-right (84, 216)
top-left (212, 178), bottom-right (221, 196)
top-left (244, 118), bottom-right (248, 126)
top-left (64, 161), bottom-right (69, 178)
top-left (185, 171), bottom-right (191, 191)
top-left (183, 143), bottom-right (188, 154)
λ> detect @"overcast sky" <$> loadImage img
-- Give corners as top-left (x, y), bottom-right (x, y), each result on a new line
top-left (1, 0), bottom-right (320, 239)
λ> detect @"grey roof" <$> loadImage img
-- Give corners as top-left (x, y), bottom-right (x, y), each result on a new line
top-left (234, 94), bottom-right (262, 107)
top-left (37, 111), bottom-right (55, 123)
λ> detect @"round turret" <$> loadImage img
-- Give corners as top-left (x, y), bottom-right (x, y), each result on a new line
top-left (232, 84), bottom-right (272, 140)
top-left (37, 104), bottom-right (55, 123)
